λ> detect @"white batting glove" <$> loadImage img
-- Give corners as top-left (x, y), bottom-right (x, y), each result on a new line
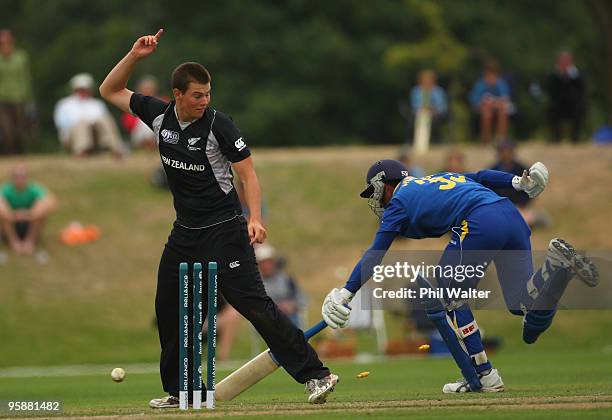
top-left (512, 162), bottom-right (549, 198)
top-left (321, 288), bottom-right (354, 329)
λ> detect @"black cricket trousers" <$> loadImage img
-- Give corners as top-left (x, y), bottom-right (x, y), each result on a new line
top-left (155, 216), bottom-right (329, 394)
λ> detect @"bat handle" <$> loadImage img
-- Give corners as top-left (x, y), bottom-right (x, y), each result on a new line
top-left (304, 320), bottom-right (327, 339)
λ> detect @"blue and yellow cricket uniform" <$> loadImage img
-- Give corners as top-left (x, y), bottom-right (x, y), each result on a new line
top-left (346, 170), bottom-right (533, 312)
top-left (345, 169), bottom-right (537, 375)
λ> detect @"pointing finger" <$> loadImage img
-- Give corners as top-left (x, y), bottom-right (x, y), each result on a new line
top-left (154, 28), bottom-right (164, 40)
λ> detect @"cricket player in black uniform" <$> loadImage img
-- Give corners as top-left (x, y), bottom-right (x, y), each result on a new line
top-left (100, 29), bottom-right (338, 407)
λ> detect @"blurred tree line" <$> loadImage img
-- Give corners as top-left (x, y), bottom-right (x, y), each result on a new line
top-left (1, 0), bottom-right (610, 149)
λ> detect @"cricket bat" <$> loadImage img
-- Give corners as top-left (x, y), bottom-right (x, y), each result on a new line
top-left (214, 320), bottom-right (327, 401)
top-left (413, 108), bottom-right (432, 155)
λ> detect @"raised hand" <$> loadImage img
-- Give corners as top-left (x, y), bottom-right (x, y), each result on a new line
top-left (526, 162), bottom-right (549, 197)
top-left (512, 162), bottom-right (549, 198)
top-left (130, 29), bottom-right (164, 59)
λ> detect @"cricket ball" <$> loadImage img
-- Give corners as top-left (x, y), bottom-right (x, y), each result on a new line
top-left (111, 367), bottom-right (126, 382)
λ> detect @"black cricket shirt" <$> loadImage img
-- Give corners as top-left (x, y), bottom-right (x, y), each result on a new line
top-left (130, 93), bottom-right (251, 228)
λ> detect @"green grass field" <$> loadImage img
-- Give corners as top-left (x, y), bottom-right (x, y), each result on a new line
top-left (0, 144), bottom-right (611, 418)
top-left (1, 349), bottom-right (611, 418)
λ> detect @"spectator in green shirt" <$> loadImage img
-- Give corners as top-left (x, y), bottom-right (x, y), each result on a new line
top-left (0, 164), bottom-right (56, 254)
top-left (0, 29), bottom-right (35, 155)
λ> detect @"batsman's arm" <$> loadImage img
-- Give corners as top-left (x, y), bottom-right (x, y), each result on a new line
top-left (344, 230), bottom-right (398, 293)
top-left (463, 169), bottom-right (515, 190)
top-left (322, 229), bottom-right (397, 329)
top-left (465, 163), bottom-right (549, 198)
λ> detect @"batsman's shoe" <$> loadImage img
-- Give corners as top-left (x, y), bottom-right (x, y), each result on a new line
top-left (548, 239), bottom-right (599, 287)
top-left (149, 395), bottom-right (179, 409)
top-left (305, 373), bottom-right (339, 404)
top-left (442, 368), bottom-right (504, 393)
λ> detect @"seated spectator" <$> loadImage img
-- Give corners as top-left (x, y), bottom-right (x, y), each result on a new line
top-left (469, 60), bottom-right (513, 144)
top-left (255, 244), bottom-right (305, 327)
top-left (547, 51), bottom-right (586, 143)
top-left (410, 69), bottom-right (448, 144)
top-left (121, 75), bottom-right (161, 151)
top-left (0, 163), bottom-right (56, 254)
top-left (489, 139), bottom-right (529, 205)
top-left (441, 149), bottom-right (467, 173)
top-left (490, 139), bottom-right (550, 228)
top-left (53, 73), bottom-right (124, 157)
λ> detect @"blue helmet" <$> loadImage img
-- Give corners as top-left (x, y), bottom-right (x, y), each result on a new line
top-left (359, 159), bottom-right (410, 198)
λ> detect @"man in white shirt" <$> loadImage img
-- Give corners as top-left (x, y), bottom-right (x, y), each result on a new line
top-left (54, 73), bottom-right (124, 157)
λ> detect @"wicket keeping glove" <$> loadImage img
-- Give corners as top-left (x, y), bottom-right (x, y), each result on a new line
top-left (322, 288), bottom-right (354, 329)
top-left (512, 162), bottom-right (549, 198)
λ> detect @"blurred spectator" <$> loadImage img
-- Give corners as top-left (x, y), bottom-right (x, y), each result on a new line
top-left (121, 75), bottom-right (161, 151)
top-left (255, 244), bottom-right (305, 327)
top-left (0, 163), bottom-right (56, 255)
top-left (547, 51), bottom-right (586, 143)
top-left (489, 139), bottom-right (530, 206)
top-left (489, 139), bottom-right (550, 229)
top-left (593, 125), bottom-right (612, 145)
top-left (441, 149), bottom-right (466, 173)
top-left (470, 60), bottom-right (513, 144)
top-left (397, 148), bottom-right (425, 177)
top-left (0, 29), bottom-right (35, 154)
top-left (410, 69), bottom-right (448, 144)
top-left (53, 73), bottom-right (125, 157)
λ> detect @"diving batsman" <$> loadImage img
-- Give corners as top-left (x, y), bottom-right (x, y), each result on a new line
top-left (322, 160), bottom-right (599, 393)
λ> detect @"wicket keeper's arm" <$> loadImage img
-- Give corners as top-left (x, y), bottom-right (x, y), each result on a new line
top-left (214, 320), bottom-right (327, 401)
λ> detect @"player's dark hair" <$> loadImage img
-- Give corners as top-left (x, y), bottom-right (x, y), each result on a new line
top-left (387, 179), bottom-right (401, 189)
top-left (171, 62), bottom-right (211, 93)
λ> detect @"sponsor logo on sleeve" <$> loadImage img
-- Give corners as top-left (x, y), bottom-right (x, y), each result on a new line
top-left (161, 129), bottom-right (180, 144)
top-left (234, 137), bottom-right (247, 151)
